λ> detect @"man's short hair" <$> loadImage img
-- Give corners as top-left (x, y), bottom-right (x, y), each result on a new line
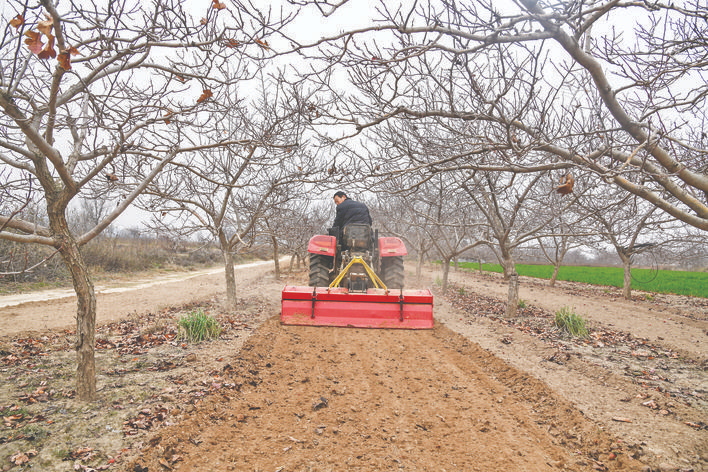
top-left (333, 191), bottom-right (347, 199)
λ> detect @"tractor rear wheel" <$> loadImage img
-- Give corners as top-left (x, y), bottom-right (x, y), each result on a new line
top-left (309, 254), bottom-right (332, 287)
top-left (381, 256), bottom-right (404, 289)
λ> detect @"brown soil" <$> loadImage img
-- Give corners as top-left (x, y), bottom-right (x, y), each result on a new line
top-left (0, 263), bottom-right (706, 472)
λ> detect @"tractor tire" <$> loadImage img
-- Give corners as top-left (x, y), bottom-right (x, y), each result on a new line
top-left (381, 256), bottom-right (404, 289)
top-left (309, 254), bottom-right (332, 287)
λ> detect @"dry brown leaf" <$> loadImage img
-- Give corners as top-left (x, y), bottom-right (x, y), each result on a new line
top-left (57, 51), bottom-right (71, 70)
top-left (197, 89), bottom-right (213, 103)
top-left (24, 31), bottom-right (44, 54)
top-left (37, 16), bottom-right (54, 36)
top-left (556, 173), bottom-right (574, 195)
top-left (10, 14), bottom-right (24, 31)
top-left (38, 35), bottom-right (56, 60)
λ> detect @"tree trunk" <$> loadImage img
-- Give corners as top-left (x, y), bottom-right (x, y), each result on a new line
top-left (550, 264), bottom-right (560, 287)
top-left (441, 257), bottom-right (451, 293)
top-left (501, 255), bottom-right (516, 280)
top-left (454, 256), bottom-right (459, 272)
top-left (58, 231), bottom-right (96, 401)
top-left (416, 252), bottom-right (423, 282)
top-left (505, 273), bottom-right (519, 317)
top-left (623, 259), bottom-right (632, 300)
top-left (478, 259), bottom-right (483, 274)
top-left (271, 235), bottom-right (280, 279)
top-left (223, 249), bottom-right (237, 311)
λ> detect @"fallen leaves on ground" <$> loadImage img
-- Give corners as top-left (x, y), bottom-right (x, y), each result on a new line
top-left (10, 449), bottom-right (37, 466)
top-left (438, 281), bottom-right (708, 431)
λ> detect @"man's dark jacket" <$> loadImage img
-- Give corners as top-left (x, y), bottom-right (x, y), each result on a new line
top-left (333, 198), bottom-right (372, 229)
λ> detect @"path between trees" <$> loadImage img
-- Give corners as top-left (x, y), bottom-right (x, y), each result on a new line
top-left (0, 261), bottom-right (274, 335)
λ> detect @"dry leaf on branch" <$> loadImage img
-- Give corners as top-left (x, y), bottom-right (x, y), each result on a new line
top-left (197, 89), bottom-right (213, 103)
top-left (10, 14), bottom-right (24, 31)
top-left (255, 38), bottom-right (269, 50)
top-left (38, 35), bottom-right (56, 59)
top-left (556, 173), bottom-right (574, 195)
top-left (24, 31), bottom-right (44, 54)
top-left (212, 0), bottom-right (226, 10)
top-left (37, 16), bottom-right (54, 36)
top-left (57, 51), bottom-right (71, 70)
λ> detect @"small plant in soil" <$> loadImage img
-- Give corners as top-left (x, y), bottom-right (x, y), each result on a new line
top-left (177, 308), bottom-right (222, 343)
top-left (554, 306), bottom-right (588, 337)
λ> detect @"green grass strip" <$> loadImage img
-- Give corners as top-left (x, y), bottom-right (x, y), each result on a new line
top-left (452, 262), bottom-right (708, 298)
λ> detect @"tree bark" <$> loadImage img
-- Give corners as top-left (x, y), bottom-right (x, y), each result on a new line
top-left (272, 235), bottom-right (280, 279)
top-left (223, 249), bottom-right (237, 311)
top-left (505, 273), bottom-right (519, 317)
top-left (441, 257), bottom-right (451, 293)
top-left (550, 264), bottom-right (560, 287)
top-left (416, 252), bottom-right (424, 282)
top-left (623, 258), bottom-right (632, 300)
top-left (56, 230), bottom-right (96, 401)
top-left (501, 253), bottom-right (516, 280)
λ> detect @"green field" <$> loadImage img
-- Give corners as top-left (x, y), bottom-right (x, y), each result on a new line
top-left (454, 262), bottom-right (708, 298)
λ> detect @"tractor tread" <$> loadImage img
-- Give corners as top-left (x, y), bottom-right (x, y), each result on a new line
top-left (381, 256), bottom-right (404, 289)
top-left (309, 254), bottom-right (331, 287)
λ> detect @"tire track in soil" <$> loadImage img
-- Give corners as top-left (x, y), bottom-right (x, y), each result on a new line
top-left (132, 318), bottom-right (640, 471)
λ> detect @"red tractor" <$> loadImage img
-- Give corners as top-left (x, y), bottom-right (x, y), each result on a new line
top-left (281, 225), bottom-right (433, 329)
top-left (307, 224), bottom-right (405, 291)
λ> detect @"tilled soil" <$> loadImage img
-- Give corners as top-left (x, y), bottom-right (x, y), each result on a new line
top-left (130, 318), bottom-right (639, 472)
top-left (0, 262), bottom-right (706, 472)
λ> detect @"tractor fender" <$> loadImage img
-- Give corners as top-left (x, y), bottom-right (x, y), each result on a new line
top-left (378, 237), bottom-right (407, 257)
top-left (307, 235), bottom-right (337, 256)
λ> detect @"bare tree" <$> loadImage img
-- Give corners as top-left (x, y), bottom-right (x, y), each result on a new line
top-left (579, 188), bottom-right (680, 299)
top-left (140, 76), bottom-right (316, 310)
top-left (264, 199), bottom-right (331, 275)
top-left (276, 0), bottom-right (708, 231)
top-left (399, 175), bottom-right (487, 293)
top-left (0, 0), bottom-right (280, 400)
top-left (369, 193), bottom-right (436, 283)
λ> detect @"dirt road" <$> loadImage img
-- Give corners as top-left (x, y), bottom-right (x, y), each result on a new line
top-left (0, 263), bottom-right (706, 472)
top-left (0, 261), bottom-right (272, 335)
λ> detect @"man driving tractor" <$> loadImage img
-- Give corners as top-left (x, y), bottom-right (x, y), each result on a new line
top-left (332, 191), bottom-right (372, 228)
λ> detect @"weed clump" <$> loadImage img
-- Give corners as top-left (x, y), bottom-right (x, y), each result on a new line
top-left (177, 309), bottom-right (222, 343)
top-left (554, 306), bottom-right (588, 337)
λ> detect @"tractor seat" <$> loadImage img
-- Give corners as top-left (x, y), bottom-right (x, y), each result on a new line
top-left (342, 224), bottom-right (371, 250)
